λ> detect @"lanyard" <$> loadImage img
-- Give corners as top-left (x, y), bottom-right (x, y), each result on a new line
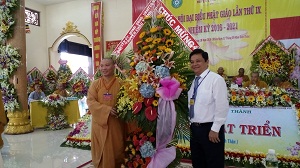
top-left (192, 70), bottom-right (210, 99)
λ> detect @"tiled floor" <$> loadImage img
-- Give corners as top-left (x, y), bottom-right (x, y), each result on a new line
top-left (1, 128), bottom-right (91, 168)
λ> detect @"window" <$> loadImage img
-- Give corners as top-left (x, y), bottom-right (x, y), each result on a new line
top-left (25, 8), bottom-right (40, 26)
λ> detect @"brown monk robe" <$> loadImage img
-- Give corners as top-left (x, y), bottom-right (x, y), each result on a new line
top-left (53, 83), bottom-right (68, 97)
top-left (0, 92), bottom-right (7, 149)
top-left (243, 72), bottom-right (268, 89)
top-left (87, 58), bottom-right (126, 168)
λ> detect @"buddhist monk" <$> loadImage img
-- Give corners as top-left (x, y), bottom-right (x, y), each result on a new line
top-left (232, 68), bottom-right (250, 87)
top-left (272, 77), bottom-right (293, 89)
top-left (243, 72), bottom-right (268, 89)
top-left (53, 83), bottom-right (68, 97)
top-left (87, 58), bottom-right (125, 168)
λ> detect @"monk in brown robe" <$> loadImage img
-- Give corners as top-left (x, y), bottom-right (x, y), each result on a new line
top-left (243, 72), bottom-right (268, 89)
top-left (53, 83), bottom-right (68, 97)
top-left (232, 68), bottom-right (250, 87)
top-left (272, 77), bottom-right (293, 89)
top-left (87, 58), bottom-right (126, 168)
top-left (0, 91), bottom-right (7, 149)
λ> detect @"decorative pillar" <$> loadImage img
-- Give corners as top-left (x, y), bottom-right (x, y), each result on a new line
top-left (5, 0), bottom-right (33, 134)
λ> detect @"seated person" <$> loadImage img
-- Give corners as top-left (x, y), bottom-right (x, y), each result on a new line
top-left (53, 83), bottom-right (68, 97)
top-left (217, 67), bottom-right (228, 80)
top-left (243, 72), bottom-right (268, 89)
top-left (28, 84), bottom-right (46, 105)
top-left (272, 77), bottom-right (293, 89)
top-left (232, 68), bottom-right (250, 87)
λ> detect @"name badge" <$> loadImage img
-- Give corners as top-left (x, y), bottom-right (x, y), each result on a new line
top-left (190, 98), bottom-right (195, 105)
top-left (103, 93), bottom-right (113, 101)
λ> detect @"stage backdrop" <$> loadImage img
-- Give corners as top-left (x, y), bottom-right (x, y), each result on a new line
top-left (158, 0), bottom-right (300, 76)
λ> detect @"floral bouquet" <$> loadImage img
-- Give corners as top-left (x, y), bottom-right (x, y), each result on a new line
top-left (68, 68), bottom-right (91, 99)
top-left (0, 0), bottom-right (18, 43)
top-left (117, 13), bottom-right (193, 167)
top-left (228, 85), bottom-right (296, 107)
top-left (40, 94), bottom-right (69, 130)
top-left (121, 129), bottom-right (155, 168)
top-left (250, 40), bottom-right (293, 85)
top-left (60, 112), bottom-right (91, 150)
top-left (46, 69), bottom-right (57, 81)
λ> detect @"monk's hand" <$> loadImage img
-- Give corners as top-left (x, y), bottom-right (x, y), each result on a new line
top-left (110, 107), bottom-right (118, 117)
top-left (208, 130), bottom-right (220, 143)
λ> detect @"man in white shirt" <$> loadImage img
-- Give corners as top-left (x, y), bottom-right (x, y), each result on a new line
top-left (188, 49), bottom-right (229, 168)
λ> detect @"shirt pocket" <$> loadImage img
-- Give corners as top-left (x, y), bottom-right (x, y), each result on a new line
top-left (197, 90), bottom-right (213, 105)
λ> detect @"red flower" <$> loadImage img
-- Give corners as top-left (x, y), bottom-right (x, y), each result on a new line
top-left (296, 102), bottom-right (300, 109)
top-left (144, 98), bottom-right (154, 107)
top-left (133, 102), bottom-right (142, 114)
top-left (145, 106), bottom-right (157, 121)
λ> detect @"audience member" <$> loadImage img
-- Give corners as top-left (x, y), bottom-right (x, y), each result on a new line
top-left (272, 77), bottom-right (293, 89)
top-left (232, 68), bottom-right (250, 87)
top-left (53, 83), bottom-right (68, 97)
top-left (28, 84), bottom-right (46, 105)
top-left (217, 67), bottom-right (228, 80)
top-left (243, 72), bottom-right (268, 89)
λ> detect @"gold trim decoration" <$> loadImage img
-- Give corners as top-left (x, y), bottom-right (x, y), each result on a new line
top-left (4, 110), bottom-right (33, 134)
top-left (61, 21), bottom-right (80, 35)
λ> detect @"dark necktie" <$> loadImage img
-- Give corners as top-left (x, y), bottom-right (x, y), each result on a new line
top-left (189, 76), bottom-right (200, 118)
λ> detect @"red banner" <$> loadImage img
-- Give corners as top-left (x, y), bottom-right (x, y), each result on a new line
top-left (106, 40), bottom-right (121, 51)
top-left (91, 2), bottom-right (103, 72)
top-left (112, 0), bottom-right (158, 56)
top-left (113, 0), bottom-right (199, 56)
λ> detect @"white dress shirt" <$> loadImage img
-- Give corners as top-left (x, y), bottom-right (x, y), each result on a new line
top-left (188, 69), bottom-right (229, 132)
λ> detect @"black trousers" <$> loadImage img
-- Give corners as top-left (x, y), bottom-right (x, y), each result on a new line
top-left (190, 123), bottom-right (225, 168)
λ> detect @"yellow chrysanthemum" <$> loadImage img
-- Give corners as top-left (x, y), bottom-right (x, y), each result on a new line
top-left (144, 16), bottom-right (151, 20)
top-left (153, 38), bottom-right (162, 44)
top-left (130, 62), bottom-right (135, 67)
top-left (257, 95), bottom-right (264, 102)
top-left (239, 97), bottom-right (245, 102)
top-left (231, 95), bottom-right (237, 101)
top-left (142, 45), bottom-right (149, 51)
top-left (248, 96), bottom-right (255, 102)
top-left (155, 92), bottom-right (160, 98)
top-left (153, 100), bottom-right (158, 106)
top-left (149, 44), bottom-right (155, 49)
top-left (136, 40), bottom-right (142, 45)
top-left (145, 37), bottom-right (153, 43)
top-left (165, 39), bottom-right (174, 47)
top-left (157, 45), bottom-right (166, 51)
top-left (147, 132), bottom-right (153, 137)
top-left (164, 48), bottom-right (172, 53)
top-left (139, 31), bottom-right (146, 39)
top-left (156, 14), bottom-right (164, 19)
top-left (150, 27), bottom-right (158, 33)
top-left (163, 29), bottom-right (172, 36)
top-left (142, 75), bottom-right (148, 82)
top-left (131, 148), bottom-right (136, 155)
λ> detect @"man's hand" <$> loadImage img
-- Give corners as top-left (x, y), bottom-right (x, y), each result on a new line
top-left (208, 130), bottom-right (220, 143)
top-left (110, 107), bottom-right (118, 117)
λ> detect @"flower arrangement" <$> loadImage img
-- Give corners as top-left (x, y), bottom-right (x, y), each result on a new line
top-left (117, 13), bottom-right (193, 167)
top-left (250, 41), bottom-right (293, 85)
top-left (68, 68), bottom-right (91, 99)
top-left (60, 112), bottom-right (91, 150)
top-left (121, 129), bottom-right (155, 168)
top-left (225, 149), bottom-right (300, 168)
top-left (290, 47), bottom-right (300, 88)
top-left (40, 94), bottom-right (69, 130)
top-left (0, 0), bottom-right (18, 43)
top-left (57, 63), bottom-right (72, 84)
top-left (46, 69), bottom-right (57, 81)
top-left (228, 85), bottom-right (296, 107)
top-left (0, 44), bottom-right (21, 112)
